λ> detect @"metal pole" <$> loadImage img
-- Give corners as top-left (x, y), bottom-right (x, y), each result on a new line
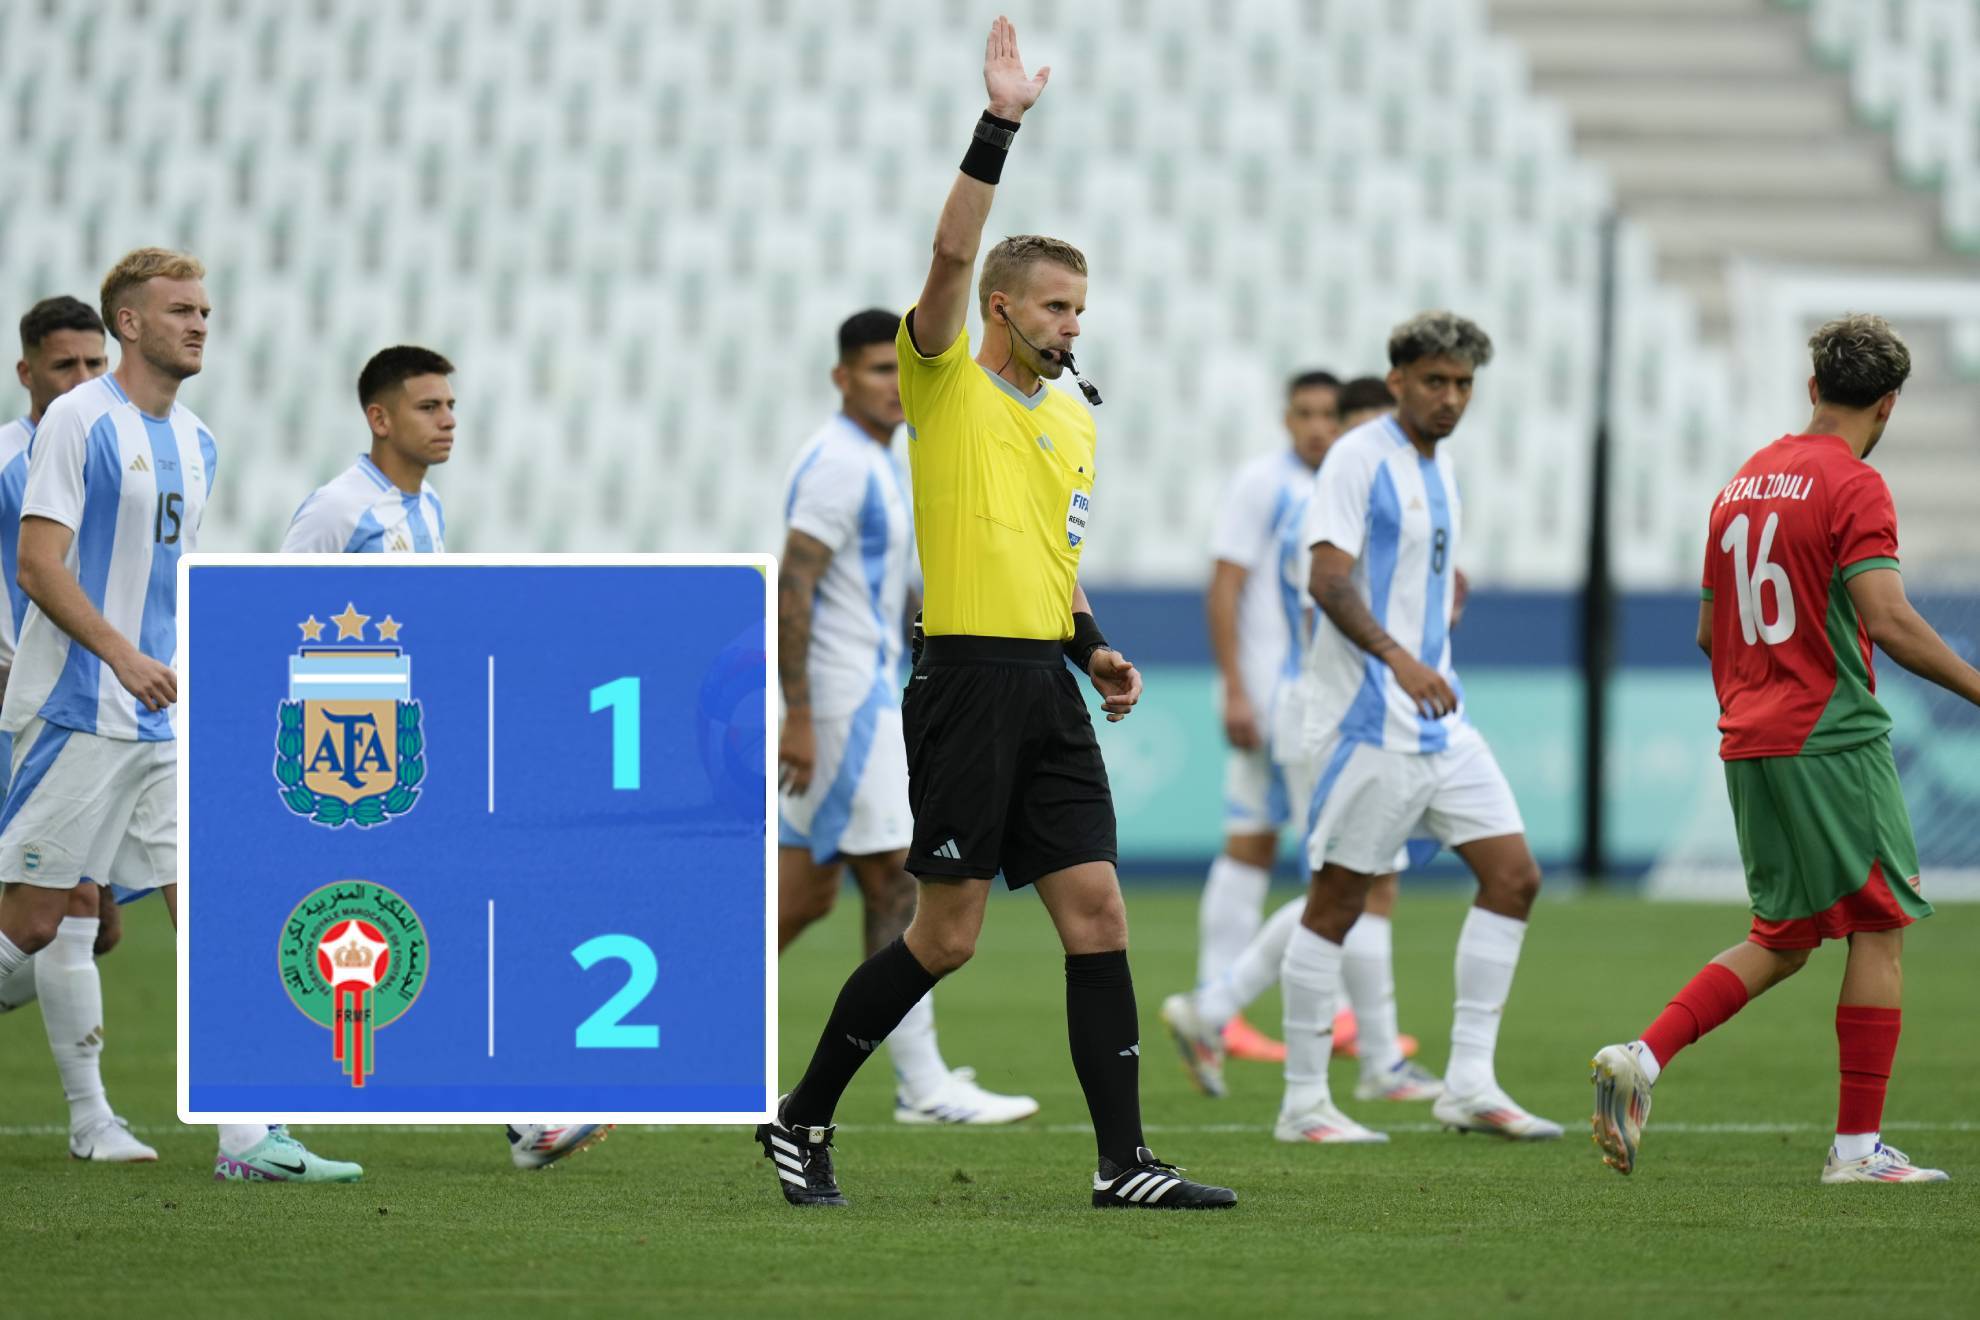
top-left (1580, 212), bottom-right (1620, 885)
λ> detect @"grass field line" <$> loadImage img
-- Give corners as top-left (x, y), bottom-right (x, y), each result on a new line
top-left (5, 1120), bottom-right (1978, 1139)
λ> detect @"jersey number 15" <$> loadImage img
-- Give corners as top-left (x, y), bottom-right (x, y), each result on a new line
top-left (154, 492), bottom-right (184, 545)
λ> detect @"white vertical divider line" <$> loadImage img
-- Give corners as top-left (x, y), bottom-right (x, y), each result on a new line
top-left (487, 900), bottom-right (495, 1057)
top-left (486, 654), bottom-right (495, 813)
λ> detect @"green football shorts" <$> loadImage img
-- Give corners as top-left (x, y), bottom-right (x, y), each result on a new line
top-left (1724, 734), bottom-right (1932, 950)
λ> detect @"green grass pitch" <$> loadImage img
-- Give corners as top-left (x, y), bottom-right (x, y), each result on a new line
top-left (3, 887), bottom-right (1974, 1318)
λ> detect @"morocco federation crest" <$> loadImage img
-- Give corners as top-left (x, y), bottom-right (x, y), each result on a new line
top-left (279, 881), bottom-right (429, 1088)
top-left (273, 602), bottom-right (425, 827)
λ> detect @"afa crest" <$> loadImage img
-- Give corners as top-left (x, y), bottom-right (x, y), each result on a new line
top-left (273, 602), bottom-right (425, 828)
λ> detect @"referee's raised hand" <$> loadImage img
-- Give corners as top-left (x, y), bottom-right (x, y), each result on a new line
top-left (1086, 648), bottom-right (1141, 722)
top-left (984, 15), bottom-right (1050, 120)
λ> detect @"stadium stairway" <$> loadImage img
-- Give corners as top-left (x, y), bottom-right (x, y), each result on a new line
top-left (1490, 0), bottom-right (1980, 578)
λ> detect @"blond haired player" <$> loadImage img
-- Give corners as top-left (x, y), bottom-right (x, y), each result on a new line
top-left (0, 249), bottom-right (357, 1180)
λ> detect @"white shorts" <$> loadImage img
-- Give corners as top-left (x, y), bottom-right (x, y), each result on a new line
top-left (1222, 744), bottom-right (1292, 834)
top-left (1302, 727), bottom-right (1525, 875)
top-left (778, 703), bottom-right (911, 863)
top-left (0, 719), bottom-right (175, 891)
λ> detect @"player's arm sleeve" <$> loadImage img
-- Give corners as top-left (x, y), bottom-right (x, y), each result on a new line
top-left (19, 409), bottom-right (92, 532)
top-left (1303, 446), bottom-right (1372, 561)
top-left (196, 427), bottom-right (217, 534)
top-left (279, 492), bottom-right (343, 552)
top-left (895, 307), bottom-right (974, 437)
top-left (1834, 469), bottom-right (1901, 580)
top-left (784, 447), bottom-right (862, 555)
top-left (1208, 463), bottom-right (1272, 568)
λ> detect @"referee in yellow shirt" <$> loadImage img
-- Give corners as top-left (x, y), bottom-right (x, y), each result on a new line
top-left (757, 16), bottom-right (1235, 1212)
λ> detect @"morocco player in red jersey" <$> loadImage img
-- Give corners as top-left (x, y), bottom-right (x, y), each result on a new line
top-left (1590, 314), bottom-right (1980, 1183)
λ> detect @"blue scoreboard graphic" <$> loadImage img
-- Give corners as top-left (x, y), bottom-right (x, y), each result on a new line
top-left (178, 555), bottom-right (773, 1122)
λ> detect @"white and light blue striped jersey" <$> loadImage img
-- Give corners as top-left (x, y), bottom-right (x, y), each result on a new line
top-left (281, 454), bottom-right (445, 553)
top-left (1273, 482), bottom-right (1316, 693)
top-left (1209, 447), bottom-right (1317, 716)
top-left (780, 413), bottom-right (912, 720)
top-left (0, 375), bottom-right (215, 742)
top-left (1298, 414), bottom-right (1466, 755)
top-left (0, 416), bottom-right (35, 668)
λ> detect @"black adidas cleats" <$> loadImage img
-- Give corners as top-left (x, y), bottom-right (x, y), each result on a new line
top-left (757, 1100), bottom-right (848, 1207)
top-left (1091, 1147), bottom-right (1237, 1210)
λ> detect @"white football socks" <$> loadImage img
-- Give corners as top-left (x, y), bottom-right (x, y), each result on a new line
top-left (1628, 1039), bottom-right (1662, 1085)
top-left (217, 1124), bottom-right (272, 1156)
top-left (1196, 898), bottom-right (1301, 1029)
top-left (886, 991), bottom-right (950, 1101)
top-left (0, 927), bottom-right (28, 981)
top-left (37, 916), bottom-right (112, 1133)
top-left (1447, 906), bottom-right (1528, 1098)
top-left (1341, 913), bottom-right (1401, 1079)
top-left (1280, 923), bottom-right (1344, 1115)
top-left (1833, 1131), bottom-right (1879, 1163)
top-left (0, 955), bottom-right (37, 1010)
top-left (1196, 855), bottom-right (1270, 988)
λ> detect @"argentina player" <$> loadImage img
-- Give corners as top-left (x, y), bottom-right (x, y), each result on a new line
top-left (1271, 312), bottom-right (1560, 1144)
top-left (0, 296), bottom-right (137, 1160)
top-left (282, 346), bottom-right (452, 553)
top-left (0, 249), bottom-right (357, 1180)
top-left (282, 345), bottom-right (610, 1171)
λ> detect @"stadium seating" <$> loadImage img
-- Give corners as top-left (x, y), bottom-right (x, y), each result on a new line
top-left (1801, 0), bottom-right (1980, 250)
top-left (0, 0), bottom-right (1952, 587)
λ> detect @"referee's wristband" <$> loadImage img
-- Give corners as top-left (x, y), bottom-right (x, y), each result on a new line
top-left (961, 110), bottom-right (1021, 184)
top-left (1065, 611), bottom-right (1109, 674)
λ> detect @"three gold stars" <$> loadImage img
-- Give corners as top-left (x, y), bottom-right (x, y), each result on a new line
top-left (296, 605), bottom-right (406, 644)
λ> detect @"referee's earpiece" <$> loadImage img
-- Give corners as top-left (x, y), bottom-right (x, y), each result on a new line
top-left (998, 305), bottom-right (1103, 407)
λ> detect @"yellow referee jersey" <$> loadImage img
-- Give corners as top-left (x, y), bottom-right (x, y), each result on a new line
top-left (896, 310), bottom-right (1097, 641)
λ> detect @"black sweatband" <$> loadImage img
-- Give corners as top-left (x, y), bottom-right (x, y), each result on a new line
top-left (1064, 611), bottom-right (1108, 674)
top-left (960, 110), bottom-right (1021, 184)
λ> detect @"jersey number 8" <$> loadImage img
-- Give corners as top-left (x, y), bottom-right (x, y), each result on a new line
top-left (1720, 512), bottom-right (1796, 646)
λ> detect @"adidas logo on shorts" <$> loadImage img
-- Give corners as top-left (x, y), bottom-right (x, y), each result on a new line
top-left (932, 839), bottom-right (962, 861)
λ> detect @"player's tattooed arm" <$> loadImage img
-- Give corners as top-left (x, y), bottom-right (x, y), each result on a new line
top-left (1311, 542), bottom-right (1456, 719)
top-left (777, 530), bottom-right (834, 794)
top-left (1696, 600), bottom-right (1713, 657)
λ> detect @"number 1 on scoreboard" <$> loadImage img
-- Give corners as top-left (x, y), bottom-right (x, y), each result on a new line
top-left (588, 676), bottom-right (641, 790)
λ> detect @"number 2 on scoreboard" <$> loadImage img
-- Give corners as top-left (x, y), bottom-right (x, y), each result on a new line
top-left (571, 934), bottom-right (661, 1049)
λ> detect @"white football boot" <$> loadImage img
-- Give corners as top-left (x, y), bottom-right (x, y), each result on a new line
top-left (895, 1067), bottom-right (1039, 1125)
top-left (508, 1124), bottom-right (613, 1169)
top-left (1590, 1043), bottom-right (1654, 1175)
top-left (1273, 1099), bottom-right (1391, 1144)
top-left (1821, 1144), bottom-right (1949, 1184)
top-left (1355, 1059), bottom-right (1445, 1102)
top-left (70, 1114), bottom-right (157, 1163)
top-left (1434, 1085), bottom-right (1564, 1140)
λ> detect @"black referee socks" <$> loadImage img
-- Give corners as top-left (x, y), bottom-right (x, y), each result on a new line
top-left (785, 937), bottom-right (938, 1129)
top-left (1065, 949), bottom-right (1147, 1170)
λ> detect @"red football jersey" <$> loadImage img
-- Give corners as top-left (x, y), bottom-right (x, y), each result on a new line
top-left (1703, 433), bottom-right (1900, 760)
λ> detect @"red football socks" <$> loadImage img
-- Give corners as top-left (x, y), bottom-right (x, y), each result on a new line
top-left (1639, 962), bottom-right (1751, 1070)
top-left (1836, 1005), bottom-right (1901, 1135)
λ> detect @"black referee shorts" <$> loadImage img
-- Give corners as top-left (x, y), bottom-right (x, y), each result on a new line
top-left (903, 635), bottom-right (1118, 890)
